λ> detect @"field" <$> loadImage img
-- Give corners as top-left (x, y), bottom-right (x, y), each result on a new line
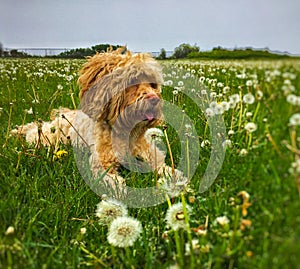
top-left (1, 57), bottom-right (300, 269)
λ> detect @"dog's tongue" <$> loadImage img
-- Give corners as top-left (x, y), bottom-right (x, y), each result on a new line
top-left (145, 112), bottom-right (154, 121)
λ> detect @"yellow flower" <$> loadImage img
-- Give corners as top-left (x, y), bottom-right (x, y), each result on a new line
top-left (238, 191), bottom-right (252, 216)
top-left (53, 150), bottom-right (68, 160)
top-left (240, 219), bottom-right (252, 230)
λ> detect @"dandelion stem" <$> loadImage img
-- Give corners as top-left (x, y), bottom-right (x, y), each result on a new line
top-left (174, 230), bottom-right (184, 268)
top-left (181, 194), bottom-right (196, 268)
top-left (186, 138), bottom-right (190, 180)
top-left (238, 92), bottom-right (243, 132)
top-left (252, 102), bottom-right (261, 122)
top-left (3, 103), bottom-right (13, 148)
top-left (247, 132), bottom-right (252, 150)
top-left (163, 128), bottom-right (175, 175)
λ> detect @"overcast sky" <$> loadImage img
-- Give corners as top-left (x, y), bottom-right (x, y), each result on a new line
top-left (1, 0), bottom-right (300, 54)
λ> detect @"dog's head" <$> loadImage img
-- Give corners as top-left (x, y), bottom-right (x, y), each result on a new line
top-left (78, 48), bottom-right (163, 132)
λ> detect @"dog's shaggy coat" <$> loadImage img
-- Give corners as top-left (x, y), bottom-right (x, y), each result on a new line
top-left (12, 48), bottom-right (184, 193)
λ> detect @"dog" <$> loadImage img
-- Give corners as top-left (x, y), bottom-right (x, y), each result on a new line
top-left (12, 48), bottom-right (185, 196)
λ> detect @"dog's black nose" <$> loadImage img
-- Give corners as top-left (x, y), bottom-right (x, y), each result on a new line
top-left (146, 93), bottom-right (160, 105)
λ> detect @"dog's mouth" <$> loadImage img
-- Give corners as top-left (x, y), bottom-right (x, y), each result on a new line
top-left (141, 107), bottom-right (162, 122)
top-left (143, 111), bottom-right (155, 122)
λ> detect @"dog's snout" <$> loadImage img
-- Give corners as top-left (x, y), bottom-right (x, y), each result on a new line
top-left (146, 93), bottom-right (160, 105)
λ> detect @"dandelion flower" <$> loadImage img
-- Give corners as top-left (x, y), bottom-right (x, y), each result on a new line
top-left (256, 90), bottom-right (264, 100)
top-left (222, 139), bottom-right (232, 149)
top-left (107, 216), bottom-right (142, 248)
top-left (95, 198), bottom-right (128, 225)
top-left (215, 216), bottom-right (230, 226)
top-left (185, 239), bottom-right (200, 255)
top-left (239, 149), bottom-right (248, 156)
top-left (25, 107), bottom-right (33, 114)
top-left (220, 101), bottom-right (230, 111)
top-left (243, 93), bottom-right (255, 104)
top-left (246, 80), bottom-right (253, 87)
top-left (205, 108), bottom-right (214, 117)
top-left (229, 94), bottom-right (240, 104)
top-left (213, 104), bottom-right (224, 115)
top-left (5, 226), bottom-right (15, 235)
top-left (289, 113), bottom-right (300, 126)
top-left (244, 122), bottom-right (257, 133)
top-left (144, 128), bottom-right (164, 144)
top-left (165, 202), bottom-right (192, 231)
top-left (201, 140), bottom-right (211, 148)
top-left (80, 227), bottom-right (87, 234)
top-left (286, 94), bottom-right (297, 105)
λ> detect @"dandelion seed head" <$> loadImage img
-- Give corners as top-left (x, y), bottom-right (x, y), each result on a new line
top-left (205, 108), bottom-right (214, 117)
top-left (144, 128), bottom-right (164, 144)
top-left (289, 113), bottom-right (300, 126)
top-left (243, 93), bottom-right (255, 104)
top-left (165, 203), bottom-right (192, 231)
top-left (215, 216), bottom-right (230, 226)
top-left (229, 94), bottom-right (240, 104)
top-left (95, 199), bottom-right (128, 225)
top-left (244, 122), bottom-right (257, 133)
top-left (107, 216), bottom-right (142, 248)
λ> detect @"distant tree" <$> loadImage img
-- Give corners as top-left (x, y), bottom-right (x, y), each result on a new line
top-left (0, 42), bottom-right (3, 57)
top-left (157, 48), bottom-right (167, 60)
top-left (91, 44), bottom-right (121, 53)
top-left (10, 49), bottom-right (29, 58)
top-left (172, 43), bottom-right (200, 59)
top-left (57, 44), bottom-right (122, 58)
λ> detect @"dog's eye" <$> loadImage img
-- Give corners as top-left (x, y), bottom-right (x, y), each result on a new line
top-left (150, 83), bottom-right (157, 89)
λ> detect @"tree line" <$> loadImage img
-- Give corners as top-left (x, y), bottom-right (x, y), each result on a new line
top-left (0, 42), bottom-right (294, 59)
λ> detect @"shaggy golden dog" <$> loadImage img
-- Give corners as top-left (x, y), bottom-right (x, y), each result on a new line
top-left (12, 48), bottom-right (184, 194)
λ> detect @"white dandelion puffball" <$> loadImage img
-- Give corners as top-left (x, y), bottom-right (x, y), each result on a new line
top-left (95, 199), bottom-right (128, 225)
top-left (144, 128), bottom-right (164, 144)
top-left (165, 203), bottom-right (192, 231)
top-left (215, 216), bottom-right (230, 226)
top-left (244, 122), bottom-right (257, 133)
top-left (243, 93), bottom-right (255, 104)
top-left (289, 113), bottom-right (300, 126)
top-left (107, 216), bottom-right (142, 248)
top-left (229, 94), bottom-right (240, 104)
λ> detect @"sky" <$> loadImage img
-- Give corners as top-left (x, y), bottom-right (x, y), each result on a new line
top-left (1, 0), bottom-right (300, 55)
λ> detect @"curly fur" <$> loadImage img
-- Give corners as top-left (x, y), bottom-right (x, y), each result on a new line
top-left (11, 48), bottom-right (184, 194)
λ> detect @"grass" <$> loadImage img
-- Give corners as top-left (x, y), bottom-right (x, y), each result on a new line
top-left (1, 57), bottom-right (300, 268)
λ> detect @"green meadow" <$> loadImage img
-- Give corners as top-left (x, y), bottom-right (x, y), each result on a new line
top-left (1, 57), bottom-right (300, 269)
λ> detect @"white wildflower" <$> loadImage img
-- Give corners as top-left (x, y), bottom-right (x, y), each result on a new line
top-left (289, 113), bottom-right (300, 126)
top-left (222, 139), bottom-right (232, 149)
top-left (246, 80), bottom-right (253, 87)
top-left (215, 216), bottom-right (230, 226)
top-left (144, 128), bottom-right (164, 144)
top-left (245, 122), bottom-right (257, 133)
top-left (220, 101), bottom-right (230, 111)
top-left (243, 93), bottom-right (255, 104)
top-left (239, 149), bottom-right (248, 156)
top-left (205, 108), bottom-right (214, 117)
top-left (287, 94), bottom-right (298, 105)
top-left (256, 90), bottom-right (263, 100)
top-left (201, 140), bottom-right (211, 148)
top-left (228, 130), bottom-right (235, 136)
top-left (185, 239), bottom-right (200, 255)
top-left (229, 94), bottom-right (240, 104)
top-left (165, 203), bottom-right (192, 231)
top-left (95, 198), bottom-right (128, 225)
top-left (5, 226), bottom-right (15, 235)
top-left (25, 107), bottom-right (33, 114)
top-left (80, 227), bottom-right (87, 234)
top-left (107, 216), bottom-right (142, 248)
